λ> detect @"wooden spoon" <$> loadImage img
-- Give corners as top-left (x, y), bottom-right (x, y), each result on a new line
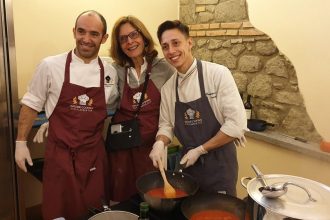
top-left (158, 160), bottom-right (176, 198)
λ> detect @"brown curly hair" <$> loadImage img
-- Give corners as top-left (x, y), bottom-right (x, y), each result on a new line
top-left (110, 15), bottom-right (158, 67)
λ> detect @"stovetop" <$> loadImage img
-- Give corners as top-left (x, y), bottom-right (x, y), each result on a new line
top-left (110, 194), bottom-right (187, 220)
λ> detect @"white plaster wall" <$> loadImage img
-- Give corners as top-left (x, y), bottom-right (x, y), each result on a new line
top-left (247, 0), bottom-right (330, 141)
top-left (13, 0), bottom-right (179, 98)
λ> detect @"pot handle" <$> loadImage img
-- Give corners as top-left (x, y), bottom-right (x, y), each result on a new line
top-left (175, 161), bottom-right (187, 173)
top-left (241, 176), bottom-right (252, 189)
top-left (283, 182), bottom-right (317, 202)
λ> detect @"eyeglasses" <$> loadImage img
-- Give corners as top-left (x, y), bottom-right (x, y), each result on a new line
top-left (119, 30), bottom-right (141, 44)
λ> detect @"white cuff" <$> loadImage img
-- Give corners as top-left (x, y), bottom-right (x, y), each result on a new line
top-left (154, 140), bottom-right (165, 149)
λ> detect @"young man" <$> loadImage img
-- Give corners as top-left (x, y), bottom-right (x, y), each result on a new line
top-left (149, 20), bottom-right (247, 196)
top-left (15, 10), bottom-right (118, 219)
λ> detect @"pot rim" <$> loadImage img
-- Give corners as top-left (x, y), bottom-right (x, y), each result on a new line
top-left (245, 174), bottom-right (330, 219)
top-left (88, 210), bottom-right (139, 219)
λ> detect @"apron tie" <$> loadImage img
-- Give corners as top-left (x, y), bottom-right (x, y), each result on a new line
top-left (70, 148), bottom-right (77, 175)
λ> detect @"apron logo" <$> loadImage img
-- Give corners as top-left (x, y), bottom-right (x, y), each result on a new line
top-left (105, 75), bottom-right (111, 83)
top-left (132, 92), bottom-right (151, 108)
top-left (70, 94), bottom-right (94, 112)
top-left (184, 108), bottom-right (203, 126)
top-left (105, 75), bottom-right (114, 86)
top-left (133, 92), bottom-right (142, 104)
top-left (78, 94), bottom-right (92, 106)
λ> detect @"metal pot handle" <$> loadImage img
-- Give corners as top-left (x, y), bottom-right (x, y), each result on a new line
top-left (283, 182), bottom-right (317, 202)
top-left (240, 177), bottom-right (252, 189)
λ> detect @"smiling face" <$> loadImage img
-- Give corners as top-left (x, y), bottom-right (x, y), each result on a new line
top-left (73, 13), bottom-right (108, 63)
top-left (119, 22), bottom-right (145, 63)
top-left (160, 28), bottom-right (194, 73)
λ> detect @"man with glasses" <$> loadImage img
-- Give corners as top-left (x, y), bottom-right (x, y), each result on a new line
top-left (15, 10), bottom-right (118, 219)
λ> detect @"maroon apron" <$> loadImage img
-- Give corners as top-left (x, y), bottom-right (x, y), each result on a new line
top-left (174, 60), bottom-right (238, 196)
top-left (42, 51), bottom-right (109, 220)
top-left (108, 66), bottom-right (159, 201)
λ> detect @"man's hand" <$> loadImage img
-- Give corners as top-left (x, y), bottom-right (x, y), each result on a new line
top-left (180, 145), bottom-right (207, 168)
top-left (15, 141), bottom-right (33, 172)
top-left (149, 140), bottom-right (165, 168)
top-left (33, 122), bottom-right (49, 143)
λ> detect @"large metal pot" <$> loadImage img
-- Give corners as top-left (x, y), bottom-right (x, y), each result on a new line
top-left (88, 210), bottom-right (138, 220)
top-left (181, 192), bottom-right (248, 219)
top-left (136, 170), bottom-right (199, 212)
top-left (241, 174), bottom-right (330, 219)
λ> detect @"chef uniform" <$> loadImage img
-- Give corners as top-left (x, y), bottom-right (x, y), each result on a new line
top-left (174, 60), bottom-right (238, 195)
top-left (157, 59), bottom-right (247, 196)
top-left (21, 51), bottom-right (118, 220)
top-left (108, 58), bottom-right (173, 201)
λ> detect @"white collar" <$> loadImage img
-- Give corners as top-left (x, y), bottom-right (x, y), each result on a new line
top-left (128, 57), bottom-right (147, 72)
top-left (177, 58), bottom-right (197, 78)
top-left (71, 49), bottom-right (99, 64)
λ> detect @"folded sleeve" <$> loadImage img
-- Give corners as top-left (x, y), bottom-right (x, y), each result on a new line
top-left (215, 66), bottom-right (248, 139)
top-left (20, 60), bottom-right (51, 112)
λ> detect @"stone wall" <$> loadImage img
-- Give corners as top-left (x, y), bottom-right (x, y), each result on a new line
top-left (180, 0), bottom-right (321, 142)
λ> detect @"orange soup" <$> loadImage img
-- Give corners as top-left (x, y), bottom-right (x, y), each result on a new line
top-left (146, 187), bottom-right (188, 198)
top-left (190, 210), bottom-right (239, 220)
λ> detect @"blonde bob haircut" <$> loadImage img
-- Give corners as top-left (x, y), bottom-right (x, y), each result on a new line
top-left (110, 15), bottom-right (158, 67)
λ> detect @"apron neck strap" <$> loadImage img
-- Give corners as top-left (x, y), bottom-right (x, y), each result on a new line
top-left (125, 62), bottom-right (153, 118)
top-left (64, 51), bottom-right (72, 83)
top-left (64, 51), bottom-right (105, 86)
top-left (175, 60), bottom-right (205, 101)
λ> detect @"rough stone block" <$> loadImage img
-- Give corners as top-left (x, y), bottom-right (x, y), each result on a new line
top-left (209, 23), bottom-right (221, 29)
top-left (221, 22), bottom-right (242, 29)
top-left (242, 21), bottom-right (253, 28)
top-left (226, 29), bottom-right (238, 35)
top-left (197, 31), bottom-right (206, 36)
top-left (206, 30), bottom-right (226, 36)
top-left (189, 31), bottom-right (197, 37)
top-left (190, 24), bottom-right (210, 30)
top-left (239, 29), bottom-right (265, 36)
top-left (196, 6), bottom-right (206, 12)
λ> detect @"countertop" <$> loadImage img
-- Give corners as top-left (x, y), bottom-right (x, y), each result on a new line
top-left (246, 130), bottom-right (330, 163)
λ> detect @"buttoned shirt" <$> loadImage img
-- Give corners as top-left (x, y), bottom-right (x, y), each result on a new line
top-left (157, 59), bottom-right (247, 141)
top-left (21, 50), bottom-right (119, 118)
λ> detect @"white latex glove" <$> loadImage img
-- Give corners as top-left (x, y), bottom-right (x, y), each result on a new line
top-left (33, 122), bottom-right (49, 143)
top-left (149, 140), bottom-right (165, 168)
top-left (15, 141), bottom-right (33, 172)
top-left (180, 145), bottom-right (207, 168)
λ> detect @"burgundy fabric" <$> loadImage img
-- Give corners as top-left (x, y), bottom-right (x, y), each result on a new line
top-left (42, 51), bottom-right (109, 220)
top-left (108, 68), bottom-right (159, 201)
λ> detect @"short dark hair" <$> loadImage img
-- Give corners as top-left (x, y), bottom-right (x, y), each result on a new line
top-left (75, 10), bottom-right (107, 35)
top-left (157, 20), bottom-right (190, 42)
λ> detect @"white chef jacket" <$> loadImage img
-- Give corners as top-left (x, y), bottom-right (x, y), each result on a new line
top-left (21, 50), bottom-right (119, 118)
top-left (157, 59), bottom-right (247, 141)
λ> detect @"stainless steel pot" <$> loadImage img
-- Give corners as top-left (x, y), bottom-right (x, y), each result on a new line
top-left (88, 210), bottom-right (138, 220)
top-left (241, 174), bottom-right (330, 219)
top-left (136, 170), bottom-right (199, 212)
